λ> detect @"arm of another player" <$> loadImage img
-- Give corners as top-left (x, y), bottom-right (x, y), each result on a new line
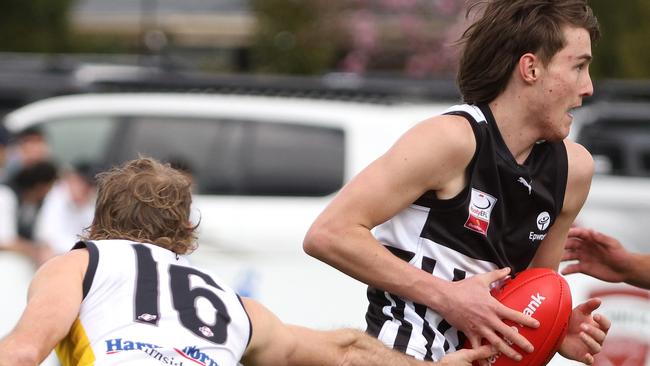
top-left (304, 116), bottom-right (537, 360)
top-left (562, 227), bottom-right (650, 289)
top-left (239, 297), bottom-right (496, 366)
top-left (0, 249), bottom-right (87, 366)
top-left (529, 140), bottom-right (609, 365)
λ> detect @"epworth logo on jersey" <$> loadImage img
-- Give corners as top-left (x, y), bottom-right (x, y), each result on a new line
top-left (464, 188), bottom-right (497, 236)
top-left (529, 211), bottom-right (552, 243)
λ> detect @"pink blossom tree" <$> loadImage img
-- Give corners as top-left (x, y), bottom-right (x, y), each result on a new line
top-left (337, 0), bottom-right (468, 78)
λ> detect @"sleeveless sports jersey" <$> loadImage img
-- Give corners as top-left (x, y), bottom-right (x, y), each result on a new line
top-left (56, 240), bottom-right (252, 366)
top-left (365, 104), bottom-right (568, 361)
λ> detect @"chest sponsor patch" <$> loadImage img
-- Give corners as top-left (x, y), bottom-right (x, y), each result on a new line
top-left (464, 188), bottom-right (497, 236)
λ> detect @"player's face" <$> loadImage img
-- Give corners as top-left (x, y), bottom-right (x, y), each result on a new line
top-left (536, 26), bottom-right (593, 140)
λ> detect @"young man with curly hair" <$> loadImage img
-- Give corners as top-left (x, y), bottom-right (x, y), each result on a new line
top-left (0, 157), bottom-right (494, 366)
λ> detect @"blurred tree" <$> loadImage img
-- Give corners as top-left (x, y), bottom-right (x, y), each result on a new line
top-left (250, 0), bottom-right (344, 74)
top-left (227, 0), bottom-right (650, 79)
top-left (249, 0), bottom-right (466, 77)
top-left (337, 0), bottom-right (465, 78)
top-left (589, 0), bottom-right (650, 79)
top-left (0, 0), bottom-right (77, 52)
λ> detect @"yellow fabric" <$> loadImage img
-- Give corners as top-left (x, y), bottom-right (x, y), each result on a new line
top-left (55, 318), bottom-right (95, 366)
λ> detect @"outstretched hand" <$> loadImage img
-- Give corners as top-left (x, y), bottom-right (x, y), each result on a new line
top-left (559, 298), bottom-right (610, 365)
top-left (562, 227), bottom-right (631, 283)
top-left (438, 268), bottom-right (539, 363)
top-left (438, 345), bottom-right (497, 366)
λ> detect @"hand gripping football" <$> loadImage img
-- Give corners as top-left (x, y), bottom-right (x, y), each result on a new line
top-left (470, 268), bottom-right (573, 366)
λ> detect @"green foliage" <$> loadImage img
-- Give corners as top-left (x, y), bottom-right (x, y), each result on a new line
top-left (0, 0), bottom-right (77, 52)
top-left (250, 0), bottom-right (344, 75)
top-left (590, 0), bottom-right (650, 79)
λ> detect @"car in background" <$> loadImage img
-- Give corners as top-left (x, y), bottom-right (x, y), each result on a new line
top-left (561, 94), bottom-right (650, 366)
top-left (570, 98), bottom-right (650, 254)
top-left (2, 92), bottom-right (451, 331)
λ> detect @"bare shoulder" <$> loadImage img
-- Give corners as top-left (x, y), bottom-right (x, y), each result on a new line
top-left (563, 139), bottom-right (594, 184)
top-left (48, 248), bottom-right (89, 269)
top-left (561, 139), bottom-right (594, 213)
top-left (373, 113), bottom-right (477, 193)
top-left (393, 114), bottom-right (477, 168)
top-left (34, 249), bottom-right (89, 286)
top-left (406, 114), bottom-right (476, 151)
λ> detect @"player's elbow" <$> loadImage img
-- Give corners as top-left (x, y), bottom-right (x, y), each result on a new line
top-left (1, 345), bottom-right (40, 366)
top-left (303, 221), bottom-right (340, 261)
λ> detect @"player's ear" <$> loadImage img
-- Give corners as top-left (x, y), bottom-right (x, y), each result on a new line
top-left (518, 53), bottom-right (539, 84)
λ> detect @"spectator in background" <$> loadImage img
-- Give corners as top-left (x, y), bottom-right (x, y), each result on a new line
top-left (0, 161), bottom-right (58, 266)
top-left (0, 183), bottom-right (20, 252)
top-left (1, 126), bottom-right (51, 183)
top-left (0, 124), bottom-right (10, 177)
top-left (34, 162), bottom-right (99, 254)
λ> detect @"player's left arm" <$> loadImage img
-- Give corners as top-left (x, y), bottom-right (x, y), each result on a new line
top-left (530, 140), bottom-right (594, 270)
top-left (0, 249), bottom-right (87, 366)
top-left (530, 141), bottom-right (610, 365)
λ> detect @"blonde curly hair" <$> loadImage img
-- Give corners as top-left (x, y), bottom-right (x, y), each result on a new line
top-left (84, 157), bottom-right (198, 254)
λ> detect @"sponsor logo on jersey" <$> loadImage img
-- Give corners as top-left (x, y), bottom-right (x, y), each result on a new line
top-left (517, 177), bottom-right (532, 195)
top-left (138, 313), bottom-right (158, 322)
top-left (536, 211), bottom-right (550, 230)
top-left (105, 338), bottom-right (221, 366)
top-left (464, 188), bottom-right (497, 236)
top-left (529, 211), bottom-right (551, 243)
top-left (105, 338), bottom-right (161, 353)
top-left (199, 326), bottom-right (214, 338)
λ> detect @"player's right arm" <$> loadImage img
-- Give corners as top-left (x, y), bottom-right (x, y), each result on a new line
top-left (0, 249), bottom-right (87, 366)
top-left (303, 115), bottom-right (537, 359)
top-left (240, 297), bottom-right (496, 366)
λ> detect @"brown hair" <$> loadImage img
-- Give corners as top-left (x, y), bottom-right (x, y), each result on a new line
top-left (84, 157), bottom-right (198, 254)
top-left (457, 0), bottom-right (600, 104)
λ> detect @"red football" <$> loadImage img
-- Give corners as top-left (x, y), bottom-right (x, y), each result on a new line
top-left (469, 268), bottom-right (572, 366)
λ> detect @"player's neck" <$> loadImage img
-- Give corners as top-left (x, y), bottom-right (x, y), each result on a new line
top-left (488, 95), bottom-right (541, 165)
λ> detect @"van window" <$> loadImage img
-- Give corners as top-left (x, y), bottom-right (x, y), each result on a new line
top-left (40, 116), bottom-right (116, 167)
top-left (113, 116), bottom-right (345, 196)
top-left (578, 118), bottom-right (650, 177)
top-left (241, 120), bottom-right (345, 196)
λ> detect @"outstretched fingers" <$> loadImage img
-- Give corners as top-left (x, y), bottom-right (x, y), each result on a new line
top-left (481, 329), bottom-right (522, 362)
top-left (567, 226), bottom-right (594, 240)
top-left (577, 298), bottom-right (602, 316)
top-left (580, 313), bottom-right (610, 354)
top-left (577, 299), bottom-right (609, 364)
top-left (479, 267), bottom-right (512, 286)
top-left (498, 304), bottom-right (540, 330)
top-left (593, 314), bottom-right (611, 336)
top-left (563, 237), bottom-right (584, 252)
top-left (493, 306), bottom-right (537, 353)
top-left (560, 263), bottom-right (582, 276)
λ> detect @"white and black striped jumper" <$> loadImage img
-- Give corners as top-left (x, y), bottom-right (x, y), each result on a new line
top-left (365, 104), bottom-right (568, 361)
